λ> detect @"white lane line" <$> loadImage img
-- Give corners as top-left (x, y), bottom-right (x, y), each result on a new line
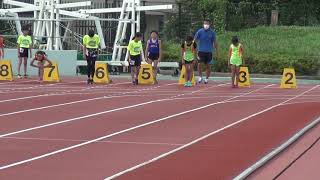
top-left (0, 83), bottom-right (225, 138)
top-left (0, 84), bottom-right (267, 171)
top-left (0, 82), bottom-right (177, 117)
top-left (104, 85), bottom-right (319, 180)
top-left (0, 94), bottom-right (140, 118)
top-left (281, 100), bottom-right (320, 106)
top-left (2, 137), bottom-right (185, 147)
top-left (0, 82), bottom-right (131, 103)
top-left (0, 80), bottom-right (38, 85)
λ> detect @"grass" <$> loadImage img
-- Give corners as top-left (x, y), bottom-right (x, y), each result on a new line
top-left (163, 26), bottom-right (320, 75)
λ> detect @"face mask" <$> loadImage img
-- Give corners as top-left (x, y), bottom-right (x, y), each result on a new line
top-left (204, 24), bottom-right (210, 30)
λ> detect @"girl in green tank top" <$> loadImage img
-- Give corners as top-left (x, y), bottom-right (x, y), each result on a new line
top-left (181, 36), bottom-right (197, 87)
top-left (228, 36), bottom-right (244, 88)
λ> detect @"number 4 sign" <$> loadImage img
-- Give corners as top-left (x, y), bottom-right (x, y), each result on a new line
top-left (280, 68), bottom-right (297, 89)
top-left (0, 60), bottom-right (14, 81)
top-left (178, 65), bottom-right (195, 86)
top-left (43, 61), bottom-right (60, 82)
top-left (93, 63), bottom-right (110, 84)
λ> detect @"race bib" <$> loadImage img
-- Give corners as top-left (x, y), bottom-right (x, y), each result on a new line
top-left (129, 60), bottom-right (135, 65)
top-left (88, 49), bottom-right (98, 58)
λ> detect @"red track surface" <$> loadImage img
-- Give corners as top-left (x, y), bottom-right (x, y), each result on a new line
top-left (0, 77), bottom-right (319, 180)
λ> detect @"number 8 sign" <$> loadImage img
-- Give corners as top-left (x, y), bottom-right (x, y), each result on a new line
top-left (0, 60), bottom-right (13, 81)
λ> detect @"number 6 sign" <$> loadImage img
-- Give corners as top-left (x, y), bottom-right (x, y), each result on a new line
top-left (93, 63), bottom-right (110, 84)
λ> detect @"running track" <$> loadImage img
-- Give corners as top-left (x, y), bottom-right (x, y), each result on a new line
top-left (0, 77), bottom-right (319, 179)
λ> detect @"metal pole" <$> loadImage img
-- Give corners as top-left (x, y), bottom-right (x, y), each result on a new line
top-left (55, 0), bottom-right (61, 50)
top-left (112, 0), bottom-right (128, 61)
top-left (178, 2), bottom-right (182, 40)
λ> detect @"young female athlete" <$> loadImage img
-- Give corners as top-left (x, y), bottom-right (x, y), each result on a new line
top-left (30, 51), bottom-right (53, 82)
top-left (128, 32), bottom-right (143, 85)
top-left (228, 36), bottom-right (244, 88)
top-left (181, 35), bottom-right (197, 87)
top-left (17, 28), bottom-right (33, 78)
top-left (145, 30), bottom-right (162, 84)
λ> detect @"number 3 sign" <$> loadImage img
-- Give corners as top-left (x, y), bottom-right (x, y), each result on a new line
top-left (238, 66), bottom-right (251, 87)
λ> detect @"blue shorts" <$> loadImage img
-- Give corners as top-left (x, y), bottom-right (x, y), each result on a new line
top-left (148, 53), bottom-right (159, 61)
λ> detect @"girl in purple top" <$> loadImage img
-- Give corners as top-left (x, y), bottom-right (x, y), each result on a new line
top-left (145, 31), bottom-right (162, 84)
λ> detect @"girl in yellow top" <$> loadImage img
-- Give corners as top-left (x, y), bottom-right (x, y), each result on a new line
top-left (17, 28), bottom-right (33, 79)
top-left (83, 30), bottom-right (100, 84)
top-left (228, 36), bottom-right (244, 88)
top-left (127, 32), bottom-right (143, 85)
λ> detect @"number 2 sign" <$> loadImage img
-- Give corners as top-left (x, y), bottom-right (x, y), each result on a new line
top-left (280, 68), bottom-right (297, 89)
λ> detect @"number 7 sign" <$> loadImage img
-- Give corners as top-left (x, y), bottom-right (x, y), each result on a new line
top-left (43, 62), bottom-right (60, 82)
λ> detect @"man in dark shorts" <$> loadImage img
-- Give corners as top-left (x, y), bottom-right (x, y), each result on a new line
top-left (194, 19), bottom-right (219, 84)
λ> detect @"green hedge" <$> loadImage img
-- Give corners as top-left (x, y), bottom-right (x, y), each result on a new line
top-left (162, 26), bottom-right (320, 75)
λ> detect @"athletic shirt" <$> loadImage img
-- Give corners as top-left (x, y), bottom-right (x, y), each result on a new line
top-left (230, 43), bottom-right (242, 64)
top-left (183, 41), bottom-right (196, 62)
top-left (83, 35), bottom-right (100, 49)
top-left (128, 40), bottom-right (143, 56)
top-left (194, 28), bottom-right (216, 53)
top-left (17, 35), bottom-right (32, 48)
top-left (148, 39), bottom-right (159, 54)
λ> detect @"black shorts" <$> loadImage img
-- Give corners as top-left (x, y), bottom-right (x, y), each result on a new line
top-left (198, 51), bottom-right (212, 64)
top-left (19, 48), bottom-right (29, 58)
top-left (130, 55), bottom-right (142, 66)
top-left (185, 60), bottom-right (194, 64)
top-left (86, 49), bottom-right (98, 61)
top-left (148, 53), bottom-right (159, 61)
